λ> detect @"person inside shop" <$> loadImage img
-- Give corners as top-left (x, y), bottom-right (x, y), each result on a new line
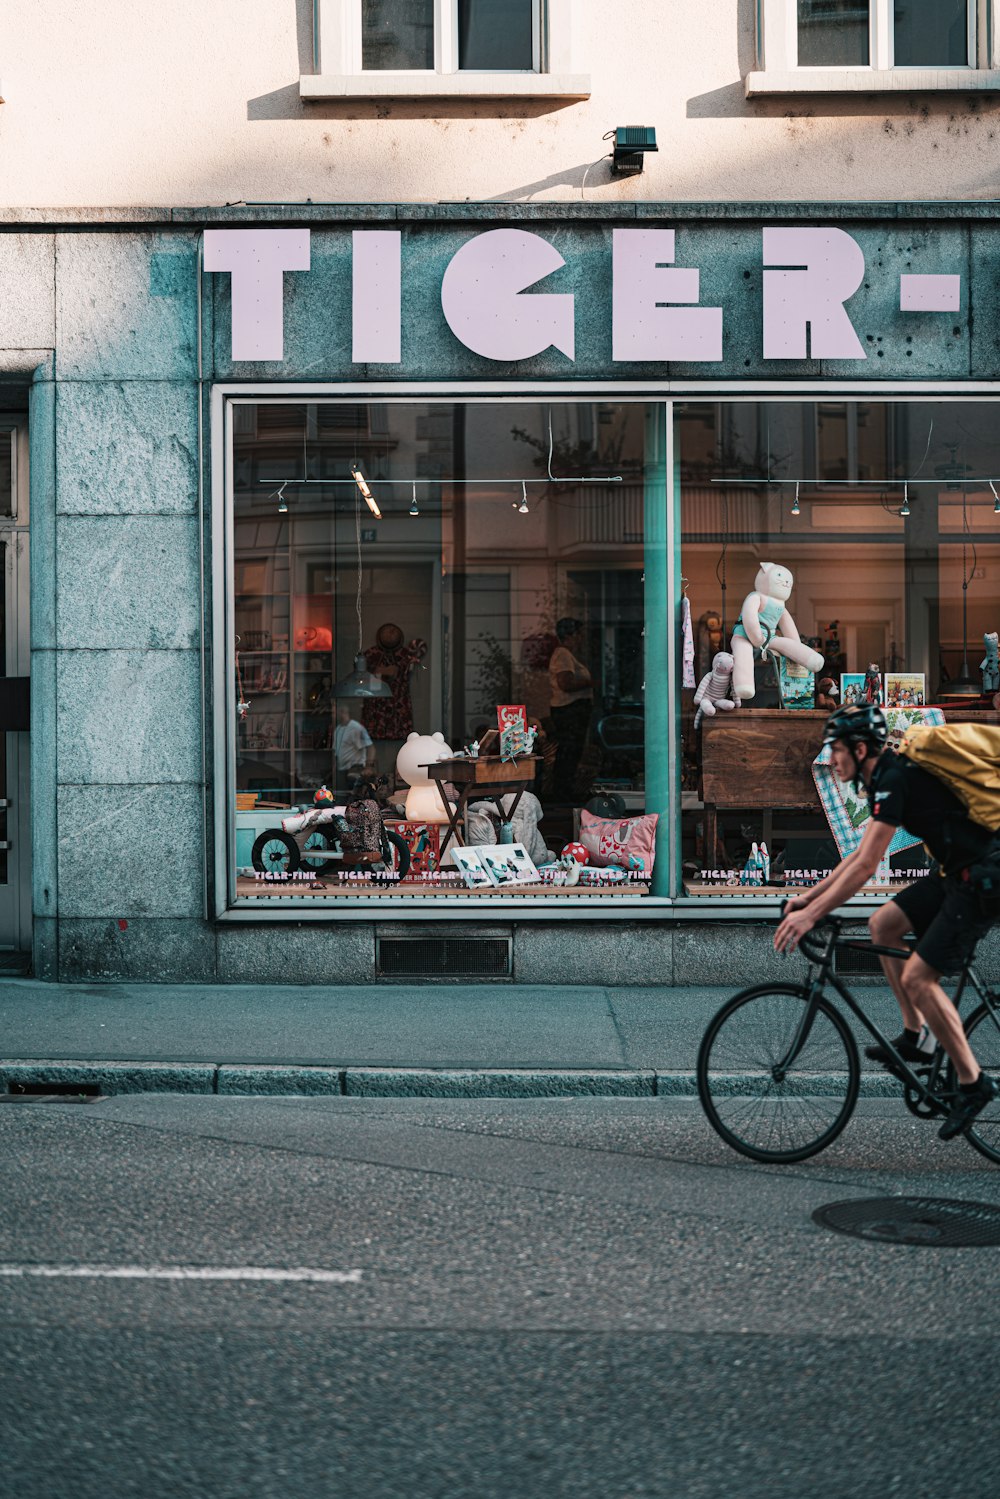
top-left (774, 703), bottom-right (998, 1141)
top-left (334, 703), bottom-right (376, 788)
top-left (548, 617), bottom-right (594, 803)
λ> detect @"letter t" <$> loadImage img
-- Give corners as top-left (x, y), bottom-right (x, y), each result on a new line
top-left (204, 229), bottom-right (311, 361)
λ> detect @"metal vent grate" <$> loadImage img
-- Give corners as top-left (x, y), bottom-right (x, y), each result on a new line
top-left (814, 1197), bottom-right (1000, 1247)
top-left (835, 945), bottom-right (885, 976)
top-left (377, 937), bottom-right (512, 978)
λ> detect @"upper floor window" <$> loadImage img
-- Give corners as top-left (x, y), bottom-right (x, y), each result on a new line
top-left (303, 0), bottom-right (588, 99)
top-left (362, 0), bottom-right (539, 73)
top-left (749, 0), bottom-right (1000, 92)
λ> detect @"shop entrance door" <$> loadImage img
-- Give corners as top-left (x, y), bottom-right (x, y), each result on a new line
top-left (0, 423), bottom-right (31, 955)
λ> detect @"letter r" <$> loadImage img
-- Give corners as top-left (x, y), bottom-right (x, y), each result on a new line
top-left (762, 227), bottom-right (865, 360)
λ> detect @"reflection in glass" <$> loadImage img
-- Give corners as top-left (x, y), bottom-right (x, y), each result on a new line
top-left (797, 0), bottom-right (870, 66)
top-left (362, 0), bottom-right (434, 70)
top-left (894, 0), bottom-right (968, 67)
top-left (458, 0), bottom-right (535, 70)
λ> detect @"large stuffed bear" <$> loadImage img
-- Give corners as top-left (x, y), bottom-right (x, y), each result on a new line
top-left (395, 731), bottom-right (455, 823)
top-left (731, 562), bottom-right (825, 701)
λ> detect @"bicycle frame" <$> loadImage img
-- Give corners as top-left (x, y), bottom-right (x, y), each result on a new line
top-left (774, 921), bottom-right (1000, 1110)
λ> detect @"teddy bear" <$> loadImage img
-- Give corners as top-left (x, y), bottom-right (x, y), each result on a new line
top-left (730, 562), bottom-right (825, 701)
top-left (693, 651), bottom-right (740, 729)
top-left (981, 632), bottom-right (1000, 695)
top-left (815, 677), bottom-right (840, 711)
top-left (395, 731), bottom-right (455, 823)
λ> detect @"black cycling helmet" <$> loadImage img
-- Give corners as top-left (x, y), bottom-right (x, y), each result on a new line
top-left (822, 703), bottom-right (888, 754)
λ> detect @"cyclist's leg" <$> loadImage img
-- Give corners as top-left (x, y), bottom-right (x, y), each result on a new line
top-left (869, 877), bottom-right (943, 1031)
top-left (900, 880), bottom-right (995, 1085)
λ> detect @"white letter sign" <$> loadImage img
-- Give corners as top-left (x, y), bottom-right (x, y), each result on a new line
top-left (612, 230), bottom-right (722, 361)
top-left (204, 229), bottom-right (311, 361)
top-left (762, 227), bottom-right (865, 360)
top-left (441, 230), bottom-right (574, 361)
top-left (352, 230), bottom-right (402, 363)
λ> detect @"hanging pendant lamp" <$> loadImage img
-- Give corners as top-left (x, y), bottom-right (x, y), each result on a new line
top-left (333, 479), bottom-right (391, 699)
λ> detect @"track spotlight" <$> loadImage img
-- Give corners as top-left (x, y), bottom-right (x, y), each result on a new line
top-left (409, 483), bottom-right (419, 517)
top-left (276, 482), bottom-right (288, 514)
top-left (791, 482), bottom-right (800, 517)
top-left (900, 483), bottom-right (910, 518)
top-left (351, 465), bottom-right (381, 519)
top-left (514, 480), bottom-right (529, 515)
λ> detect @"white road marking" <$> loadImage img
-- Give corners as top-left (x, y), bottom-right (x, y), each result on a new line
top-left (0, 1264), bottom-right (363, 1284)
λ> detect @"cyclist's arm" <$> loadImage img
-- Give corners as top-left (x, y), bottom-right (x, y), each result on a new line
top-left (775, 819), bottom-right (895, 953)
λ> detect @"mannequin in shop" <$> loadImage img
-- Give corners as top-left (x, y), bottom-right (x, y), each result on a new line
top-left (730, 563), bottom-right (825, 701)
top-left (362, 623), bottom-right (427, 742)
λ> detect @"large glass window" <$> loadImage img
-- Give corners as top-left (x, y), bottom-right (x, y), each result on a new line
top-left (678, 400), bottom-right (1000, 902)
top-left (797, 1), bottom-right (870, 67)
top-left (362, 0), bottom-right (435, 71)
top-left (231, 400), bottom-right (662, 903)
top-left (894, 0), bottom-right (968, 67)
top-left (458, 0), bottom-right (536, 70)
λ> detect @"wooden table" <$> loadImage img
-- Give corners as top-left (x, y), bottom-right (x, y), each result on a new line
top-left (421, 755), bottom-right (541, 857)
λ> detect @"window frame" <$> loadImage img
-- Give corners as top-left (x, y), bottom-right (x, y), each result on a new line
top-left (304, 0), bottom-right (589, 99)
top-left (750, 0), bottom-right (1000, 93)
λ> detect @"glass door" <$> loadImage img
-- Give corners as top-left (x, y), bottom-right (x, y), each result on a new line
top-left (0, 422), bottom-right (31, 954)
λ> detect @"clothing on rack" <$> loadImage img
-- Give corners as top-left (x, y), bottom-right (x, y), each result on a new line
top-left (681, 594), bottom-right (696, 688)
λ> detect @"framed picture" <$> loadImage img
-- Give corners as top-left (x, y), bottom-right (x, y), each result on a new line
top-left (885, 673), bottom-right (926, 708)
top-left (839, 672), bottom-right (875, 708)
top-left (450, 847), bottom-right (495, 890)
top-left (477, 843), bottom-right (541, 887)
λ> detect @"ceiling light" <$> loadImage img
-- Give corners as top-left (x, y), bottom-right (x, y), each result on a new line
top-left (333, 652), bottom-right (391, 699)
top-left (351, 465), bottom-right (381, 519)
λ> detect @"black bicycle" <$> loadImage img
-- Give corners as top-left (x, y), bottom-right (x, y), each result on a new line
top-left (697, 914), bottom-right (1000, 1164)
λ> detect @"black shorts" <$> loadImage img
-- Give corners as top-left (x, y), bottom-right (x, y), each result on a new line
top-left (891, 874), bottom-right (994, 976)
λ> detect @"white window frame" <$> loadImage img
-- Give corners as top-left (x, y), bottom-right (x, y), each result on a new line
top-left (302, 0), bottom-right (589, 99)
top-left (749, 0), bottom-right (1000, 94)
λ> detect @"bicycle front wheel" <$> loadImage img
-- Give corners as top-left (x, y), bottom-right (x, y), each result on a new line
top-left (961, 1001), bottom-right (1000, 1166)
top-left (697, 984), bottom-right (861, 1163)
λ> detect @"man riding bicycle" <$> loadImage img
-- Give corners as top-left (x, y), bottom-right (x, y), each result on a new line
top-left (774, 703), bottom-right (998, 1140)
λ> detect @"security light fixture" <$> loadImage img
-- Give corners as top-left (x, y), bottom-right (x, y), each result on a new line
top-left (611, 126), bottom-right (658, 176)
top-left (351, 464), bottom-right (382, 519)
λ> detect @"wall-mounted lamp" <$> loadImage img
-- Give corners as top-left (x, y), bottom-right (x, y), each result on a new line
top-left (409, 483), bottom-right (419, 517)
top-left (611, 126), bottom-right (658, 176)
top-left (351, 464), bottom-right (381, 519)
top-left (790, 482), bottom-right (800, 517)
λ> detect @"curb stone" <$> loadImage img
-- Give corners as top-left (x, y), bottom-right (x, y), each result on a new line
top-left (0, 1060), bottom-right (901, 1099)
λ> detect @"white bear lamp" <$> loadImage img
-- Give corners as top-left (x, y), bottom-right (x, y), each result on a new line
top-left (731, 562), bottom-right (824, 701)
top-left (395, 731), bottom-right (455, 823)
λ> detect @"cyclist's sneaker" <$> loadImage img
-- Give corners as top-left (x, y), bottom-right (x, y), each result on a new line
top-left (938, 1072), bottom-right (1000, 1141)
top-left (864, 1026), bottom-right (935, 1072)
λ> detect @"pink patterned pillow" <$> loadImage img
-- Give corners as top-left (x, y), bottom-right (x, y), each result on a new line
top-left (579, 810), bottom-right (658, 873)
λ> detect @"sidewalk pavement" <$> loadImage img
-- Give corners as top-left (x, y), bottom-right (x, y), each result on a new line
top-left (0, 978), bottom-right (905, 1098)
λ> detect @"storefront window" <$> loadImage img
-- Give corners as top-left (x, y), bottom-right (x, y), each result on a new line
top-left (678, 399), bottom-right (1000, 901)
top-left (230, 400), bottom-right (664, 902)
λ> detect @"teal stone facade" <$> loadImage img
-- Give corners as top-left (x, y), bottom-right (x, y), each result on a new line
top-left (10, 201), bottom-right (1000, 983)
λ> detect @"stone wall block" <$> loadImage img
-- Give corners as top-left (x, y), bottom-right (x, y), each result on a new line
top-left (57, 650), bottom-right (202, 784)
top-left (57, 917), bottom-right (217, 982)
top-left (56, 233), bottom-right (198, 380)
top-left (513, 923), bottom-right (673, 985)
top-left (674, 924), bottom-right (789, 987)
top-left (216, 923), bottom-right (375, 984)
top-left (0, 235), bottom-right (55, 349)
top-left (57, 784), bottom-right (205, 918)
top-left (29, 374), bottom-right (57, 650)
top-left (56, 515), bottom-right (200, 649)
top-left (56, 380), bottom-right (198, 515)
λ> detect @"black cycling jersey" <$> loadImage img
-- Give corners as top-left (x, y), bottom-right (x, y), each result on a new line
top-left (866, 747), bottom-right (994, 874)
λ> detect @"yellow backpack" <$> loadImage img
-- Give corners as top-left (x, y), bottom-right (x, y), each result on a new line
top-left (899, 724), bottom-right (1000, 831)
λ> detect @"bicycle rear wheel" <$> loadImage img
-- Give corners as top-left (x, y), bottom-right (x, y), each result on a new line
top-left (961, 1000), bottom-right (1000, 1165)
top-left (697, 984), bottom-right (861, 1163)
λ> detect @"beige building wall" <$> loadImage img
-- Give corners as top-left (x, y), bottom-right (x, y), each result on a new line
top-left (3, 2), bottom-right (1000, 207)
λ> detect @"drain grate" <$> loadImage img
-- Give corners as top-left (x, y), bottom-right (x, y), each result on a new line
top-left (377, 936), bottom-right (512, 978)
top-left (814, 1196), bottom-right (1000, 1247)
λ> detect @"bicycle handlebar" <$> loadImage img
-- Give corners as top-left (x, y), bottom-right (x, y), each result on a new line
top-left (777, 899), bottom-right (842, 963)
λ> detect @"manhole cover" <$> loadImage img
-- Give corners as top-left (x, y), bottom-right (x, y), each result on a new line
top-left (814, 1197), bottom-right (1000, 1247)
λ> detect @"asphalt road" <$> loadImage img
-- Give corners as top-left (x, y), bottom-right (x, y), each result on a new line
top-left (2, 1093), bottom-right (999, 1498)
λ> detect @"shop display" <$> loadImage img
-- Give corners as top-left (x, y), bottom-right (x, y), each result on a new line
top-left (465, 790), bottom-right (553, 867)
top-left (451, 843), bottom-right (541, 889)
top-left (497, 704), bottom-right (527, 732)
top-left (981, 632), bottom-right (1000, 695)
top-left (885, 673), bottom-right (925, 708)
top-left (561, 842), bottom-right (590, 864)
top-left (816, 678), bottom-right (840, 710)
top-left (693, 651), bottom-right (740, 729)
top-left (864, 663), bottom-right (884, 707)
top-left (395, 731), bottom-right (456, 823)
top-left (730, 563), bottom-right (825, 701)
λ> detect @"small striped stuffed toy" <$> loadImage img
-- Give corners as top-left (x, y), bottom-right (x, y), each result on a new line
top-left (693, 651), bottom-right (741, 729)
